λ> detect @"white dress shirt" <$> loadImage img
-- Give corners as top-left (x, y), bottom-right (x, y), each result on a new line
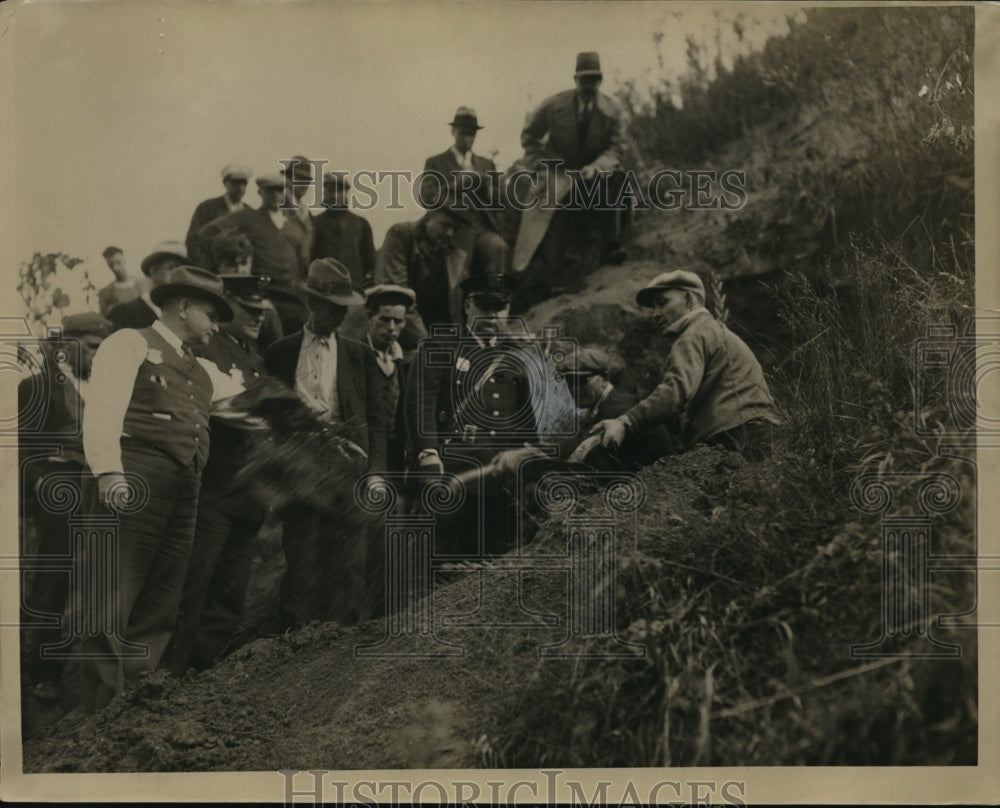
top-left (450, 145), bottom-right (474, 170)
top-left (84, 320), bottom-right (204, 475)
top-left (295, 328), bottom-right (341, 422)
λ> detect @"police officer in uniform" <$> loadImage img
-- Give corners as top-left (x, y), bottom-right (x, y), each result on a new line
top-left (163, 274), bottom-right (274, 674)
top-left (408, 273), bottom-right (537, 555)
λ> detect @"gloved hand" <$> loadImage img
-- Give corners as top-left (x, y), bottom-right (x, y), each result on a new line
top-left (589, 417), bottom-right (628, 450)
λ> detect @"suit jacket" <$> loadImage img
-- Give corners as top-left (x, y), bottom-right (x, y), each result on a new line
top-left (107, 295), bottom-right (157, 332)
top-left (186, 196), bottom-right (238, 258)
top-left (194, 207), bottom-right (301, 285)
top-left (419, 150), bottom-right (502, 234)
top-left (263, 331), bottom-right (388, 472)
top-left (521, 89), bottom-right (626, 172)
top-left (310, 208), bottom-right (376, 287)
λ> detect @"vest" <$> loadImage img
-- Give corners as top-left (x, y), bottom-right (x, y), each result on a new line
top-left (122, 327), bottom-right (213, 469)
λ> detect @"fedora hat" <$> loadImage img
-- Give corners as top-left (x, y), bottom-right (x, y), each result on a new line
top-left (448, 106), bottom-right (483, 131)
top-left (574, 51), bottom-right (603, 77)
top-left (635, 270), bottom-right (705, 308)
top-left (140, 241), bottom-right (189, 276)
top-left (220, 274), bottom-right (275, 311)
top-left (282, 155), bottom-right (313, 182)
top-left (150, 265), bottom-right (235, 322)
top-left (299, 259), bottom-right (366, 307)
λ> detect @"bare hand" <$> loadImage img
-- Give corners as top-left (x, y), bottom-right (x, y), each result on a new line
top-left (589, 417), bottom-right (628, 450)
top-left (97, 472), bottom-right (131, 511)
top-left (418, 452), bottom-right (444, 476)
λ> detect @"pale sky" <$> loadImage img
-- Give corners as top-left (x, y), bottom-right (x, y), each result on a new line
top-left (3, 0), bottom-right (798, 319)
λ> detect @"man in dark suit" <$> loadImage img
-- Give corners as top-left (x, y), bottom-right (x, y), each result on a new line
top-left (82, 266), bottom-right (234, 712)
top-left (106, 241), bottom-right (189, 331)
top-left (184, 164), bottom-right (253, 260)
top-left (163, 274), bottom-right (273, 674)
top-left (263, 258), bottom-right (388, 626)
top-left (519, 51), bottom-right (630, 267)
top-left (419, 106), bottom-right (508, 281)
top-left (18, 312), bottom-right (111, 704)
top-left (311, 171), bottom-right (376, 288)
top-left (195, 173), bottom-right (308, 336)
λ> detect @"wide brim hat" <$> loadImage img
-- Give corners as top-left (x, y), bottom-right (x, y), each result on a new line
top-left (448, 106), bottom-right (483, 131)
top-left (635, 270), bottom-right (706, 308)
top-left (220, 273), bottom-right (275, 311)
top-left (299, 258), bottom-right (366, 306)
top-left (574, 51), bottom-right (603, 77)
top-left (140, 241), bottom-right (189, 276)
top-left (150, 265), bottom-right (235, 322)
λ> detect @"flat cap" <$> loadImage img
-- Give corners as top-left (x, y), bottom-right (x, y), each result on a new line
top-left (221, 164), bottom-right (252, 181)
top-left (365, 284), bottom-right (416, 310)
top-left (256, 173), bottom-right (286, 189)
top-left (557, 346), bottom-right (616, 377)
top-left (140, 241), bottom-right (189, 276)
top-left (635, 270), bottom-right (705, 308)
top-left (61, 311), bottom-right (112, 337)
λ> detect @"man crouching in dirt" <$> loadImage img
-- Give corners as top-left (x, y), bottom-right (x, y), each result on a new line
top-left (589, 270), bottom-right (780, 461)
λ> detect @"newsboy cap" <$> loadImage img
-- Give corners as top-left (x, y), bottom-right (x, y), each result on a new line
top-left (140, 241), bottom-right (189, 276)
top-left (256, 173), bottom-right (285, 189)
top-left (221, 164), bottom-right (252, 181)
top-left (557, 346), bottom-right (617, 378)
top-left (61, 311), bottom-right (112, 338)
top-left (574, 51), bottom-right (603, 77)
top-left (365, 284), bottom-right (416, 311)
top-left (635, 270), bottom-right (706, 308)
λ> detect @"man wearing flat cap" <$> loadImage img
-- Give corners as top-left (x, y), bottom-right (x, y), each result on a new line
top-left (107, 240), bottom-right (189, 331)
top-left (590, 270), bottom-right (780, 460)
top-left (184, 164), bottom-right (253, 260)
top-left (18, 312), bottom-right (111, 705)
top-left (195, 173), bottom-right (308, 335)
top-left (264, 258), bottom-right (389, 626)
top-left (363, 284), bottom-right (416, 473)
top-left (80, 266), bottom-right (234, 711)
top-left (164, 274), bottom-right (274, 674)
top-left (517, 51), bottom-right (630, 271)
top-left (311, 172), bottom-right (376, 288)
top-left (418, 107), bottom-right (509, 284)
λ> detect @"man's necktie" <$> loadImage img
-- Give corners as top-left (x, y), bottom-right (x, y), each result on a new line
top-left (577, 102), bottom-right (593, 151)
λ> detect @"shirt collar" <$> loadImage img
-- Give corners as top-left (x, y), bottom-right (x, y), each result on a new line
top-left (664, 306), bottom-right (711, 335)
top-left (152, 318), bottom-right (187, 356)
top-left (366, 334), bottom-right (403, 362)
top-left (450, 145), bottom-right (473, 167)
top-left (303, 326), bottom-right (336, 348)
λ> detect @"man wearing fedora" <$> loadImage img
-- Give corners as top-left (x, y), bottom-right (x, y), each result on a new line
top-left (590, 270), bottom-right (780, 461)
top-left (281, 155), bottom-right (316, 273)
top-left (264, 258), bottom-right (388, 626)
top-left (418, 107), bottom-right (508, 281)
top-left (195, 173), bottom-right (308, 336)
top-left (164, 274), bottom-right (274, 674)
top-left (519, 51), bottom-right (630, 268)
top-left (106, 240), bottom-right (189, 331)
top-left (184, 164), bottom-right (253, 260)
top-left (81, 266), bottom-right (234, 711)
top-left (375, 206), bottom-right (469, 350)
top-left (311, 171), bottom-right (376, 289)
top-left (18, 312), bottom-right (112, 705)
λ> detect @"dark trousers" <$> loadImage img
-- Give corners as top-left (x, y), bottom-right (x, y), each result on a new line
top-left (80, 443), bottom-right (200, 713)
top-left (163, 497), bottom-right (261, 674)
top-left (22, 460), bottom-right (86, 685)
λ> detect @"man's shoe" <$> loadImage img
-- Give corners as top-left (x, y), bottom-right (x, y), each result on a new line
top-left (32, 680), bottom-right (62, 705)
